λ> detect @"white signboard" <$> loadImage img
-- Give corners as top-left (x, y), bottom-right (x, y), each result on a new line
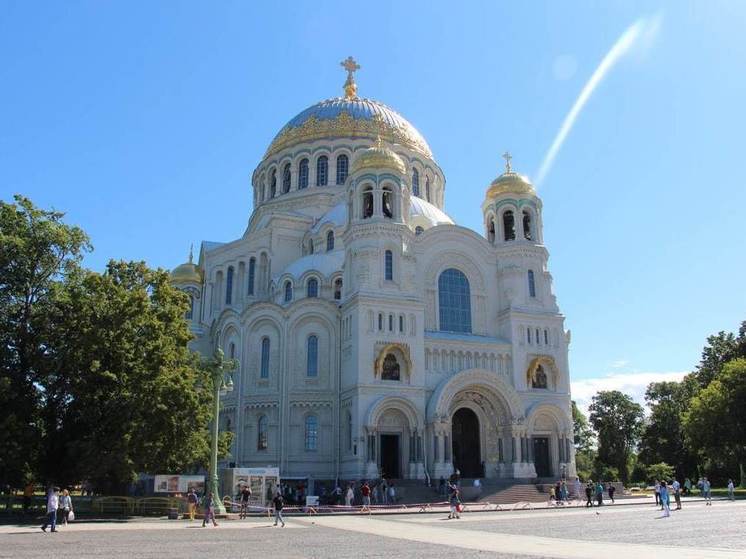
top-left (154, 475), bottom-right (205, 494)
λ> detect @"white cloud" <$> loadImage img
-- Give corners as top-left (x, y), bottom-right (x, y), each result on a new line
top-left (571, 371), bottom-right (688, 417)
top-left (610, 359), bottom-right (629, 369)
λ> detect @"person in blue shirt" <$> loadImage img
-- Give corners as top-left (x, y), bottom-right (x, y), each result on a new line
top-left (659, 481), bottom-right (671, 517)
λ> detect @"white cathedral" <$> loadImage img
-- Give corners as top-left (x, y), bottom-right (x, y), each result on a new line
top-left (170, 58), bottom-right (576, 483)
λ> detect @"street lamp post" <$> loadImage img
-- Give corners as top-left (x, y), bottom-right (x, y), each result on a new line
top-left (205, 348), bottom-right (235, 514)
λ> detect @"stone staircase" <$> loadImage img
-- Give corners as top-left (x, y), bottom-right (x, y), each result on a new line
top-left (388, 479), bottom-right (554, 505)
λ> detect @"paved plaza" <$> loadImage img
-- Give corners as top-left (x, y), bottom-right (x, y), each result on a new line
top-left (2, 500), bottom-right (745, 558)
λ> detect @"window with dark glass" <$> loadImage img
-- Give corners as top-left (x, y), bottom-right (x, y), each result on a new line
top-left (307, 278), bottom-right (318, 298)
top-left (257, 415), bottom-right (268, 450)
top-left (425, 177), bottom-right (431, 202)
top-left (384, 250), bottom-right (393, 281)
top-left (225, 266), bottom-right (234, 304)
top-left (260, 337), bottom-right (270, 378)
top-left (284, 280), bottom-right (293, 302)
top-left (523, 210), bottom-right (532, 240)
top-left (382, 353), bottom-right (400, 381)
top-left (362, 188), bottom-right (374, 218)
top-left (488, 219), bottom-right (496, 243)
top-left (299, 158), bottom-right (309, 189)
top-left (532, 365), bottom-right (548, 389)
top-left (306, 335), bottom-right (318, 377)
top-left (247, 257), bottom-right (255, 295)
top-left (316, 156), bottom-right (328, 186)
top-left (270, 169), bottom-right (277, 198)
top-left (415, 226), bottom-right (424, 235)
top-left (378, 313), bottom-right (383, 331)
top-left (336, 154), bottom-right (348, 184)
top-left (334, 278), bottom-right (342, 300)
top-left (399, 315), bottom-right (404, 332)
top-left (503, 210), bottom-right (515, 241)
top-left (305, 415), bottom-right (318, 450)
top-left (282, 163), bottom-right (291, 193)
top-left (388, 314), bottom-right (393, 331)
top-left (412, 169), bottom-right (420, 197)
top-left (326, 230), bottom-right (334, 252)
top-left (438, 268), bottom-right (472, 333)
top-left (382, 189), bottom-right (393, 218)
top-left (544, 329), bottom-right (549, 345)
top-left (528, 270), bottom-right (536, 297)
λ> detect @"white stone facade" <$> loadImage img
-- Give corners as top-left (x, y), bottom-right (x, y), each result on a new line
top-left (171, 83), bottom-right (576, 482)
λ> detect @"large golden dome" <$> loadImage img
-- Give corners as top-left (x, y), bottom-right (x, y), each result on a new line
top-left (170, 247), bottom-right (202, 284)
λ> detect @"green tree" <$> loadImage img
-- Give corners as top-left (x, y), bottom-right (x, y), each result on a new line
top-left (588, 390), bottom-right (644, 484)
top-left (645, 462), bottom-right (675, 484)
top-left (684, 358), bottom-right (746, 487)
top-left (637, 380), bottom-right (698, 478)
top-left (0, 195), bottom-right (90, 487)
top-left (571, 401), bottom-right (596, 480)
top-left (692, 323), bottom-right (746, 388)
top-left (43, 261), bottom-right (214, 491)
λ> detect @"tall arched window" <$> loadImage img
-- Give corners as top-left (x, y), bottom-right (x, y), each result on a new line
top-left (306, 335), bottom-right (318, 377)
top-left (308, 240), bottom-right (314, 255)
top-left (438, 268), bottom-right (472, 333)
top-left (336, 154), bottom-right (348, 185)
top-left (270, 169), bottom-right (277, 198)
top-left (528, 270), bottom-right (536, 298)
top-left (425, 177), bottom-right (431, 202)
top-left (316, 156), bottom-right (328, 186)
top-left (247, 257), bottom-right (256, 295)
top-left (307, 278), bottom-right (318, 298)
top-left (225, 266), bottom-right (234, 304)
top-left (523, 210), bottom-right (532, 240)
top-left (412, 169), bottom-right (420, 197)
top-left (284, 280), bottom-right (293, 302)
top-left (257, 415), bottom-right (268, 450)
top-left (260, 337), bottom-right (270, 378)
top-left (488, 218), bottom-right (496, 243)
top-left (362, 187), bottom-right (374, 219)
top-left (305, 415), bottom-right (318, 450)
top-left (382, 188), bottom-right (393, 218)
top-left (326, 230), bottom-right (334, 252)
top-left (229, 342), bottom-right (235, 359)
top-left (384, 250), bottom-right (393, 281)
top-left (185, 294), bottom-right (194, 320)
top-left (503, 210), bottom-right (515, 241)
top-left (378, 313), bottom-right (383, 331)
top-left (282, 163), bottom-right (291, 193)
top-left (382, 353), bottom-right (400, 381)
top-left (334, 278), bottom-right (343, 300)
top-left (298, 158), bottom-right (309, 189)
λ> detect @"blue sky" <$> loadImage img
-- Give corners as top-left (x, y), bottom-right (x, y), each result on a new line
top-left (2, 1), bottom-right (745, 399)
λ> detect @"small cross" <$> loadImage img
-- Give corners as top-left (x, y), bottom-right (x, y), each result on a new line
top-left (340, 56), bottom-right (360, 78)
top-left (502, 151), bottom-right (512, 173)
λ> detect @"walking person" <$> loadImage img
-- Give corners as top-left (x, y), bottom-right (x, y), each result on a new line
top-left (40, 486), bottom-right (59, 532)
top-left (672, 479), bottom-right (682, 510)
top-left (59, 489), bottom-right (73, 526)
top-left (659, 481), bottom-right (671, 518)
top-left (595, 481), bottom-right (604, 507)
top-left (186, 488), bottom-right (199, 521)
top-left (703, 477), bottom-right (712, 506)
top-left (360, 481), bottom-right (371, 513)
top-left (548, 485), bottom-right (556, 505)
top-left (574, 477), bottom-right (582, 503)
top-left (560, 481), bottom-right (568, 504)
top-left (387, 482), bottom-right (396, 505)
top-left (727, 479), bottom-right (735, 501)
top-left (654, 480), bottom-right (661, 507)
top-left (272, 492), bottom-right (285, 527)
top-left (607, 483), bottom-right (615, 504)
top-left (345, 484), bottom-right (354, 507)
top-left (585, 480), bottom-right (594, 507)
top-left (448, 483), bottom-right (461, 519)
top-left (239, 484), bottom-right (251, 519)
top-left (201, 492), bottom-right (218, 527)
top-left (683, 477), bottom-right (692, 496)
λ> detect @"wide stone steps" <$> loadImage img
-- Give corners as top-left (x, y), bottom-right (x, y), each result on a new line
top-left (388, 480), bottom-right (556, 505)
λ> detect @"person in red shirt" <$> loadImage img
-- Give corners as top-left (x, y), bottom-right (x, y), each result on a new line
top-left (360, 481), bottom-right (371, 513)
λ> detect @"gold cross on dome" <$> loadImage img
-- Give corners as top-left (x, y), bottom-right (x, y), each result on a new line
top-left (340, 56), bottom-right (360, 99)
top-left (502, 151), bottom-right (513, 173)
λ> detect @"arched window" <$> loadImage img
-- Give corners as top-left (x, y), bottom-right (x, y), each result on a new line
top-left (247, 257), bottom-right (256, 295)
top-left (225, 266), bottom-right (234, 304)
top-left (316, 156), bottom-right (328, 186)
top-left (307, 278), bottom-right (318, 298)
top-left (503, 210), bottom-right (515, 241)
top-left (229, 342), bottom-right (235, 359)
top-left (270, 169), bottom-right (277, 198)
top-left (298, 158), bottom-right (309, 189)
top-left (259, 183), bottom-right (265, 202)
top-left (336, 154), bottom-right (348, 185)
top-left (532, 365), bottom-right (548, 389)
top-left (488, 218), bottom-right (496, 243)
top-left (384, 250), bottom-right (393, 281)
top-left (326, 230), bottom-right (334, 252)
top-left (334, 278), bottom-right (343, 300)
top-left (399, 315), bottom-right (404, 332)
top-left (257, 415), bottom-right (268, 450)
top-left (382, 188), bottom-right (393, 218)
top-left (306, 335), bottom-right (318, 377)
top-left (544, 329), bottom-right (549, 345)
top-left (425, 177), bottom-right (431, 202)
top-left (528, 270), bottom-right (536, 298)
top-left (415, 226), bottom-right (424, 235)
top-left (412, 169), bottom-right (420, 197)
top-left (260, 337), bottom-right (270, 378)
top-left (362, 187), bottom-right (374, 219)
top-left (523, 210), bottom-right (532, 240)
top-left (185, 294), bottom-right (194, 320)
top-left (378, 313), bottom-right (383, 331)
top-left (308, 240), bottom-right (314, 255)
top-left (527, 328), bottom-right (532, 344)
top-left (305, 415), bottom-right (318, 450)
top-left (284, 280), bottom-right (293, 302)
top-left (282, 163), bottom-right (291, 193)
top-left (438, 268), bottom-right (472, 333)
top-left (382, 353), bottom-right (400, 381)
top-left (388, 314), bottom-right (393, 331)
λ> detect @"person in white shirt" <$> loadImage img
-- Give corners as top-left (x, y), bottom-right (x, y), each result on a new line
top-left (345, 484), bottom-right (354, 507)
top-left (671, 479), bottom-right (681, 510)
top-left (703, 477), bottom-right (712, 506)
top-left (40, 486), bottom-right (59, 532)
top-left (727, 479), bottom-right (735, 501)
top-left (574, 477), bottom-right (582, 503)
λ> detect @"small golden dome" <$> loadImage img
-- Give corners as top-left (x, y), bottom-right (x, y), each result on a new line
top-left (170, 246), bottom-right (202, 284)
top-left (350, 137), bottom-right (406, 175)
top-left (485, 152), bottom-right (535, 199)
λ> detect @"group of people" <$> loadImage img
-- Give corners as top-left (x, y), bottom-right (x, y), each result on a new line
top-left (39, 486), bottom-right (74, 533)
top-left (581, 479), bottom-right (616, 507)
top-left (339, 479), bottom-right (397, 507)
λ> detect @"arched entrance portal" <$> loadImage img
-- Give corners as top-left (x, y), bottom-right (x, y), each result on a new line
top-left (452, 408), bottom-right (482, 478)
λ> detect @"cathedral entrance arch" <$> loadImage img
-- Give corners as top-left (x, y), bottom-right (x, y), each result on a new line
top-left (452, 408), bottom-right (482, 477)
